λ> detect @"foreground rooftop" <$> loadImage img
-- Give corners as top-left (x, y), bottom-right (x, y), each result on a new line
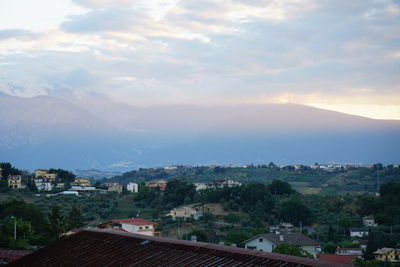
top-left (11, 229), bottom-right (350, 266)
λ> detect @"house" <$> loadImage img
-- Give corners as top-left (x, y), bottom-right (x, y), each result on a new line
top-left (318, 254), bottom-right (356, 265)
top-left (12, 229), bottom-right (347, 267)
top-left (73, 178), bottom-right (91, 187)
top-left (168, 206), bottom-right (203, 220)
top-left (243, 233), bottom-right (319, 258)
top-left (34, 178), bottom-right (53, 191)
top-left (0, 250), bottom-right (33, 264)
top-left (374, 248), bottom-right (400, 262)
top-left (362, 216), bottom-right (378, 227)
top-left (194, 182), bottom-right (209, 191)
top-left (211, 179), bottom-right (242, 188)
top-left (146, 180), bottom-right (167, 191)
top-left (335, 248), bottom-right (362, 257)
top-left (349, 228), bottom-right (368, 238)
top-left (34, 169), bottom-right (57, 180)
top-left (127, 182), bottom-right (138, 193)
top-left (97, 218), bottom-right (158, 236)
top-left (105, 182), bottom-right (123, 193)
top-left (69, 186), bottom-right (99, 194)
top-left (7, 175), bottom-right (22, 189)
top-left (269, 222), bottom-right (294, 234)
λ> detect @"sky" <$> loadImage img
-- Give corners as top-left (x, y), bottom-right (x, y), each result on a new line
top-left (0, 0), bottom-right (399, 120)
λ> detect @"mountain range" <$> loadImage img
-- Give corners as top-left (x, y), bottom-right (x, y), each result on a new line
top-left (0, 92), bottom-right (399, 171)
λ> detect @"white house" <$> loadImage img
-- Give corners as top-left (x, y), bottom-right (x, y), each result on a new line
top-left (243, 233), bottom-right (319, 258)
top-left (127, 182), bottom-right (139, 193)
top-left (363, 216), bottom-right (378, 227)
top-left (97, 218), bottom-right (158, 236)
top-left (168, 206), bottom-right (203, 220)
top-left (336, 247), bottom-right (363, 257)
top-left (194, 183), bottom-right (209, 191)
top-left (34, 178), bottom-right (53, 191)
top-left (211, 179), bottom-right (242, 189)
top-left (349, 228), bottom-right (369, 238)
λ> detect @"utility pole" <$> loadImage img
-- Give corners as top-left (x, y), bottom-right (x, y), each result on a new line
top-left (376, 164), bottom-right (380, 196)
top-left (11, 216), bottom-right (16, 240)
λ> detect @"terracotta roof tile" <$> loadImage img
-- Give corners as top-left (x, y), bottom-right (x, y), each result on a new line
top-left (11, 229), bottom-right (350, 267)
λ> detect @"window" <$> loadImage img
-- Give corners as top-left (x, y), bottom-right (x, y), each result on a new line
top-left (259, 238), bottom-right (263, 242)
top-left (139, 227), bottom-right (143, 230)
top-left (145, 226), bottom-right (149, 229)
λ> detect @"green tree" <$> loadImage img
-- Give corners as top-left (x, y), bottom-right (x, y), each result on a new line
top-left (279, 198), bottom-right (312, 225)
top-left (272, 243), bottom-right (314, 258)
top-left (323, 241), bottom-right (337, 253)
top-left (364, 230), bottom-right (379, 260)
top-left (337, 217), bottom-right (353, 234)
top-left (67, 206), bottom-right (84, 229)
top-left (268, 180), bottom-right (294, 195)
top-left (224, 213), bottom-right (241, 223)
top-left (224, 231), bottom-right (250, 247)
top-left (48, 168), bottom-right (75, 183)
top-left (47, 205), bottom-right (67, 241)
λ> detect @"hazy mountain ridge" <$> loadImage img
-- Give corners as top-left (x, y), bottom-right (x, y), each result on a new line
top-left (0, 92), bottom-right (399, 170)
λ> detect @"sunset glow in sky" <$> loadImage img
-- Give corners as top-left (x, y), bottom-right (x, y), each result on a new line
top-left (1, 0), bottom-right (400, 119)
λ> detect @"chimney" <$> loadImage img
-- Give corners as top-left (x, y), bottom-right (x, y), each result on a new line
top-left (279, 234), bottom-right (284, 242)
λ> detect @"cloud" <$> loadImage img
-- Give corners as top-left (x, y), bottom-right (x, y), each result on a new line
top-left (0, 29), bottom-right (38, 40)
top-left (0, 0), bottom-right (399, 119)
top-left (108, 160), bottom-right (134, 168)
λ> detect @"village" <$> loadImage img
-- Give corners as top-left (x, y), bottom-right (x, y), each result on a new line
top-left (1, 164), bottom-right (399, 266)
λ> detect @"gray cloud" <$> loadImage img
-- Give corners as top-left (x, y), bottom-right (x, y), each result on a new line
top-left (0, 29), bottom-right (37, 40)
top-left (0, 0), bottom-right (399, 109)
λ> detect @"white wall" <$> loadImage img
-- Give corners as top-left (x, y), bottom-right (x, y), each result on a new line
top-left (245, 237), bottom-right (274, 252)
top-left (127, 182), bottom-right (138, 193)
top-left (302, 245), bottom-right (317, 258)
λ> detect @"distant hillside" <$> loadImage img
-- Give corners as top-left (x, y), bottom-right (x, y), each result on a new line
top-left (0, 93), bottom-right (399, 170)
top-left (106, 164), bottom-right (400, 195)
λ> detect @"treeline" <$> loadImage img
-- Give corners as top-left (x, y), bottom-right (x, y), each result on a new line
top-left (134, 179), bottom-right (308, 226)
top-left (0, 200), bottom-right (83, 249)
top-left (109, 163), bottom-right (400, 194)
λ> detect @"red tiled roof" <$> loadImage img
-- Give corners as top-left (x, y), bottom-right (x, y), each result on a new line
top-left (112, 218), bottom-right (157, 226)
top-left (11, 229), bottom-right (351, 267)
top-left (336, 247), bottom-right (362, 252)
top-left (0, 250), bottom-right (33, 263)
top-left (112, 228), bottom-right (128, 232)
top-left (318, 254), bottom-right (356, 265)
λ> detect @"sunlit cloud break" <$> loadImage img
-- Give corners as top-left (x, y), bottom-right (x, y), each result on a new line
top-left (0, 0), bottom-right (399, 119)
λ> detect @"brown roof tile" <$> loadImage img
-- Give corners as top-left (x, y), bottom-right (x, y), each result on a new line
top-left (11, 229), bottom-right (350, 267)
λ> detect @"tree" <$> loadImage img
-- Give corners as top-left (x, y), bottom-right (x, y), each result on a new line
top-left (0, 162), bottom-right (21, 179)
top-left (337, 217), bottom-right (353, 235)
top-left (268, 180), bottom-right (294, 195)
top-left (364, 230), bottom-right (379, 260)
top-left (272, 243), bottom-right (313, 258)
top-left (224, 213), bottom-right (241, 223)
top-left (48, 169), bottom-right (75, 183)
top-left (47, 206), bottom-right (67, 241)
top-left (279, 199), bottom-right (312, 225)
top-left (323, 242), bottom-right (337, 254)
top-left (67, 206), bottom-right (84, 229)
top-left (224, 231), bottom-right (250, 246)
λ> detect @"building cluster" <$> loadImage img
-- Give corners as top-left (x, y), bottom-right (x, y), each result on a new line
top-left (97, 218), bottom-right (159, 237)
top-left (194, 179), bottom-right (242, 191)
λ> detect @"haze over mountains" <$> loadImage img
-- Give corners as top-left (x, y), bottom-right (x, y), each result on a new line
top-left (1, 92), bottom-right (399, 171)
